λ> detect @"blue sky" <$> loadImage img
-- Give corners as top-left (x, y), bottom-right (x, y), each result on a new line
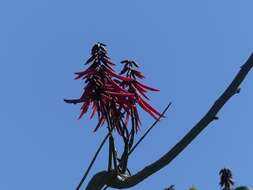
top-left (1, 0), bottom-right (253, 189)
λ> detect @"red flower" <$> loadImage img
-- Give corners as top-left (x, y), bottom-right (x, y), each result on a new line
top-left (119, 60), bottom-right (162, 132)
top-left (64, 44), bottom-right (162, 137)
top-left (64, 43), bottom-right (134, 134)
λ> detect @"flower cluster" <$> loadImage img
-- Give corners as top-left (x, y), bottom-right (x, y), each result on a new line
top-left (64, 43), bottom-right (161, 136)
top-left (219, 168), bottom-right (234, 190)
top-left (118, 60), bottom-right (163, 132)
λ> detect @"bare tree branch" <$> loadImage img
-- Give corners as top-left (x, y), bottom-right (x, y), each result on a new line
top-left (85, 53), bottom-right (253, 190)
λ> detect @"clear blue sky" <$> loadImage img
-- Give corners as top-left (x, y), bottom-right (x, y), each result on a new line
top-left (1, 1), bottom-right (253, 189)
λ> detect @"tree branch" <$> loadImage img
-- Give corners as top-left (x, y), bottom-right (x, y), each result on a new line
top-left (85, 53), bottom-right (253, 190)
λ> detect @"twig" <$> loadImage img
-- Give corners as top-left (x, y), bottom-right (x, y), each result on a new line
top-left (129, 102), bottom-right (172, 155)
top-left (75, 133), bottom-right (110, 190)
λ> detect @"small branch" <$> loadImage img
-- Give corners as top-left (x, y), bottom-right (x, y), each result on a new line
top-left (75, 133), bottom-right (110, 190)
top-left (86, 53), bottom-right (253, 190)
top-left (129, 102), bottom-right (172, 155)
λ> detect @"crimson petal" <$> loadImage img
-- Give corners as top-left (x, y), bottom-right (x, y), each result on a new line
top-left (136, 81), bottom-right (160, 91)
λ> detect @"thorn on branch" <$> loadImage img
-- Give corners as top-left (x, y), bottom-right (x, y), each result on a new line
top-left (232, 88), bottom-right (240, 96)
top-left (213, 116), bottom-right (219, 120)
top-left (236, 88), bottom-right (241, 94)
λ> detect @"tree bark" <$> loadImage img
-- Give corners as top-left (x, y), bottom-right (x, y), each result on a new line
top-left (85, 53), bottom-right (253, 190)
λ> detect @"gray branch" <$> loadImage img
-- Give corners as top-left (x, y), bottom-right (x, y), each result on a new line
top-left (85, 53), bottom-right (253, 190)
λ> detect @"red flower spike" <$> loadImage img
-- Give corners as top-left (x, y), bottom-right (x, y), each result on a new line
top-left (119, 60), bottom-right (162, 132)
top-left (65, 43), bottom-right (136, 135)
